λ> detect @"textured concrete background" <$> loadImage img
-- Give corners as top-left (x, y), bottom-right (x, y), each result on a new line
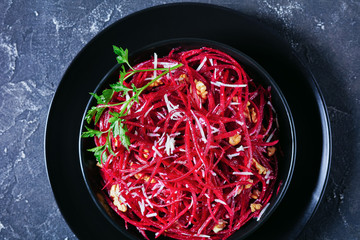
top-left (0, 0), bottom-right (359, 239)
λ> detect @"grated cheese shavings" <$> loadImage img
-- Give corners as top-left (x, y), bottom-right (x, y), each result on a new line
top-left (232, 172), bottom-right (253, 175)
top-left (211, 81), bottom-right (247, 88)
top-left (214, 199), bottom-right (227, 205)
top-left (147, 133), bottom-right (160, 137)
top-left (146, 213), bottom-right (157, 218)
top-left (230, 102), bottom-right (242, 105)
top-left (211, 126), bottom-right (219, 134)
top-left (236, 145), bottom-right (245, 152)
top-left (153, 52), bottom-right (158, 78)
top-left (153, 126), bottom-right (160, 133)
top-left (257, 203), bottom-right (270, 221)
top-left (197, 234), bottom-right (211, 238)
top-left (135, 101), bottom-right (147, 113)
top-left (227, 153), bottom-right (240, 159)
top-left (138, 199), bottom-right (145, 215)
top-left (190, 110), bottom-right (207, 143)
top-left (144, 105), bottom-right (154, 118)
top-left (196, 57), bottom-right (207, 71)
top-left (152, 145), bottom-right (163, 158)
top-left (165, 134), bottom-right (176, 156)
top-left (209, 58), bottom-right (214, 66)
top-left (164, 94), bottom-right (183, 120)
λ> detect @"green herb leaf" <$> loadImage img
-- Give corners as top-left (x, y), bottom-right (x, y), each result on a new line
top-left (85, 106), bottom-right (97, 124)
top-left (83, 46), bottom-right (183, 163)
top-left (119, 65), bottom-right (127, 82)
top-left (102, 89), bottom-right (114, 103)
top-left (106, 135), bottom-right (115, 156)
top-left (108, 111), bottom-right (121, 124)
top-left (94, 108), bottom-right (105, 125)
top-left (119, 121), bottom-right (130, 150)
top-left (112, 120), bottom-right (121, 137)
top-left (131, 84), bottom-right (140, 103)
top-left (90, 88), bottom-right (114, 105)
top-left (81, 126), bottom-right (104, 138)
top-left (110, 81), bottom-right (132, 94)
top-left (109, 113), bottom-right (130, 150)
top-left (90, 92), bottom-right (105, 104)
top-left (112, 45), bottom-right (123, 56)
top-left (113, 46), bottom-right (129, 66)
top-left (87, 145), bottom-right (106, 164)
top-left (86, 88), bottom-right (113, 125)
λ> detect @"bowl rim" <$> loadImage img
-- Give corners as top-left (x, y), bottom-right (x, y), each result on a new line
top-left (78, 37), bottom-right (297, 240)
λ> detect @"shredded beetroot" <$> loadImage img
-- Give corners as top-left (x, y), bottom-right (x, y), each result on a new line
top-left (92, 47), bottom-right (279, 240)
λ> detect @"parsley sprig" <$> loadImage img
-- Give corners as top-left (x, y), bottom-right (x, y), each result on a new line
top-left (81, 46), bottom-right (183, 163)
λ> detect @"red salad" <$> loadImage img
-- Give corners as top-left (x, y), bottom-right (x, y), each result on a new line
top-left (82, 46), bottom-right (279, 240)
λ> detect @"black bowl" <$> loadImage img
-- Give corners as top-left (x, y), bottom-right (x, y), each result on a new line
top-left (79, 38), bottom-right (296, 240)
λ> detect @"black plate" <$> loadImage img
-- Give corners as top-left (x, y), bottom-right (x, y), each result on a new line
top-left (45, 3), bottom-right (331, 240)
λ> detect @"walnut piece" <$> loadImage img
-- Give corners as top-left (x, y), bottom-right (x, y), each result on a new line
top-left (143, 149), bottom-right (150, 159)
top-left (134, 173), bottom-right (142, 179)
top-left (250, 203), bottom-right (262, 212)
top-left (178, 73), bottom-right (187, 82)
top-left (245, 179), bottom-right (253, 189)
top-left (213, 219), bottom-right (227, 233)
top-left (135, 173), bottom-right (155, 183)
top-left (229, 133), bottom-right (241, 146)
top-left (252, 158), bottom-right (267, 175)
top-left (243, 101), bottom-right (250, 117)
top-left (143, 175), bottom-right (156, 183)
top-left (149, 78), bottom-right (163, 87)
top-left (109, 184), bottom-right (127, 212)
top-left (195, 80), bottom-right (208, 100)
top-left (236, 185), bottom-right (243, 195)
top-left (250, 189), bottom-right (261, 199)
top-left (250, 107), bottom-right (257, 123)
top-left (267, 146), bottom-right (276, 157)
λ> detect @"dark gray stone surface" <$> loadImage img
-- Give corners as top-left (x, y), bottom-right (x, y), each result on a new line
top-left (0, 0), bottom-right (358, 239)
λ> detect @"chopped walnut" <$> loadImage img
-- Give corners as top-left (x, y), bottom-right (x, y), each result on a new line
top-left (134, 173), bottom-right (142, 180)
top-left (143, 149), bottom-right (150, 159)
top-left (243, 101), bottom-right (251, 121)
top-left (250, 189), bottom-right (261, 199)
top-left (236, 185), bottom-right (244, 196)
top-left (250, 107), bottom-right (257, 123)
top-left (178, 73), bottom-right (188, 82)
top-left (245, 179), bottom-right (253, 189)
top-left (149, 78), bottom-right (163, 87)
top-left (252, 158), bottom-right (267, 175)
top-left (250, 203), bottom-right (262, 212)
top-left (267, 146), bottom-right (276, 157)
top-left (135, 173), bottom-right (155, 183)
top-left (109, 184), bottom-right (127, 212)
top-left (229, 133), bottom-right (241, 146)
top-left (213, 219), bottom-right (227, 233)
top-left (143, 175), bottom-right (156, 183)
top-left (195, 80), bottom-right (208, 100)
top-left (110, 184), bottom-right (119, 197)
